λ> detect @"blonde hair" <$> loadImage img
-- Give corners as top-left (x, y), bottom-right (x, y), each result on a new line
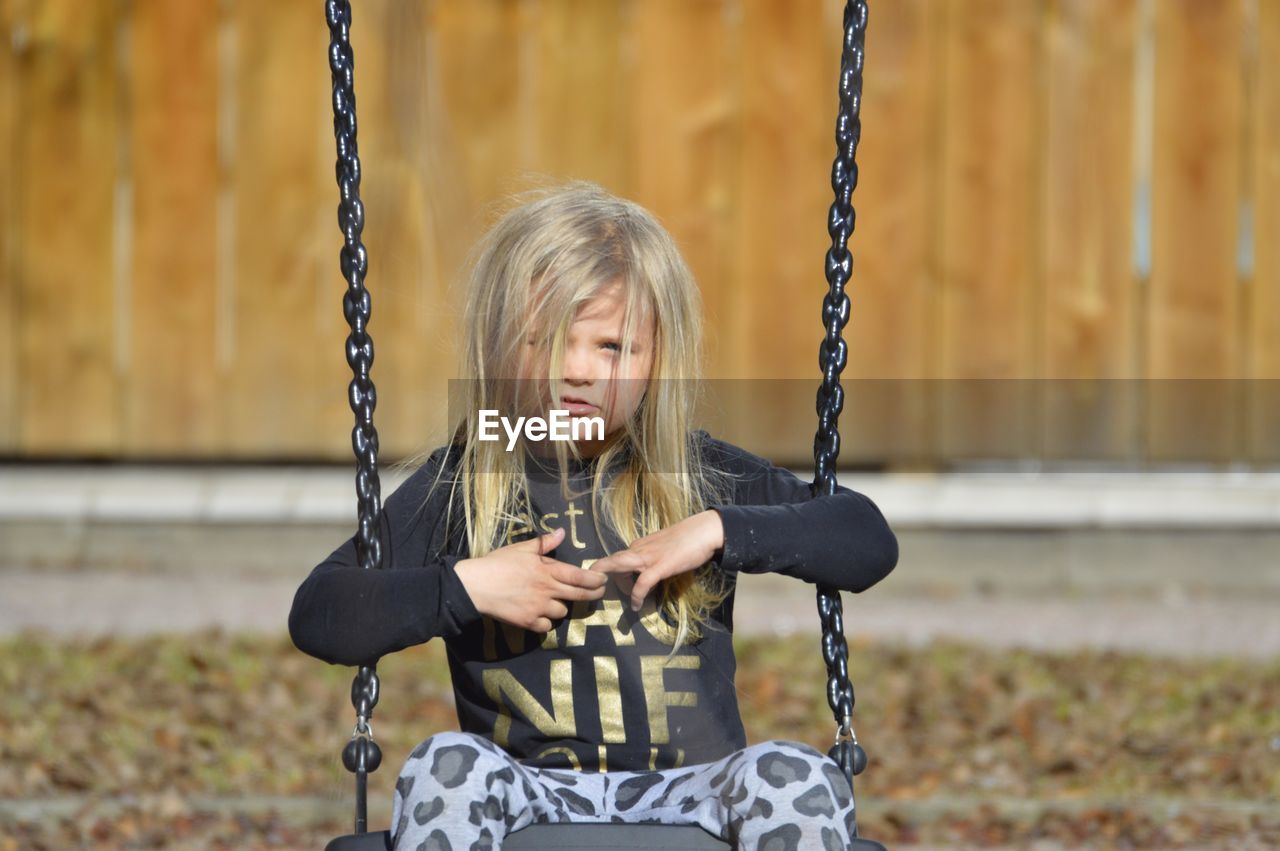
top-left (425, 181), bottom-right (734, 649)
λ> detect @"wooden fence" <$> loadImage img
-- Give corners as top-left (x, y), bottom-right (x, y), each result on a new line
top-left (0, 0), bottom-right (1276, 465)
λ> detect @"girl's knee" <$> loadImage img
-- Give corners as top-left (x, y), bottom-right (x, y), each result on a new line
top-left (760, 740), bottom-right (826, 761)
top-left (738, 741), bottom-right (824, 784)
top-left (722, 742), bottom-right (854, 850)
top-left (737, 741), bottom-right (853, 810)
top-left (401, 731), bottom-right (511, 791)
top-left (772, 742), bottom-right (853, 808)
top-left (392, 733), bottom-right (524, 851)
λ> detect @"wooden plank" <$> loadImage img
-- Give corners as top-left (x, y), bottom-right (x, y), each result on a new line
top-left (1249, 0), bottom-right (1280, 462)
top-left (1042, 0), bottom-right (1140, 462)
top-left (126, 0), bottom-right (219, 456)
top-left (528, 0), bottom-right (629, 190)
top-left (628, 0), bottom-right (728, 345)
top-left (431, 0), bottom-right (529, 212)
top-left (16, 0), bottom-right (121, 455)
top-left (1147, 0), bottom-right (1244, 462)
top-left (388, 0), bottom-right (469, 460)
top-left (346, 0), bottom-right (455, 461)
top-left (629, 0), bottom-right (740, 444)
top-left (936, 0), bottom-right (1043, 461)
top-left (736, 0), bottom-right (829, 383)
top-left (224, 0), bottom-right (333, 458)
top-left (732, 0), bottom-right (841, 462)
top-left (345, 0), bottom-right (412, 462)
top-left (0, 1), bottom-right (18, 448)
top-left (377, 0), bottom-right (530, 460)
top-left (837, 0), bottom-right (939, 467)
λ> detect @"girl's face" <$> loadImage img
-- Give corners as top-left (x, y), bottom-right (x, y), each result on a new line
top-left (519, 283), bottom-right (654, 457)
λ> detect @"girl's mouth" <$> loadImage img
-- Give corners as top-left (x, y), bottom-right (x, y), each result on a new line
top-left (559, 396), bottom-right (598, 415)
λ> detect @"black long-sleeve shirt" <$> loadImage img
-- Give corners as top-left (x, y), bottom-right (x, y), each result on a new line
top-left (288, 430), bottom-right (897, 771)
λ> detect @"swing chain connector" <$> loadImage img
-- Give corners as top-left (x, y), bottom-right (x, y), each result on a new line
top-left (342, 716), bottom-right (383, 775)
top-left (834, 713), bottom-right (858, 746)
top-left (351, 715), bottom-right (375, 741)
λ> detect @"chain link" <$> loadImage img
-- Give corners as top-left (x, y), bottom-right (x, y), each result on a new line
top-left (814, 0), bottom-right (869, 836)
top-left (325, 0), bottom-right (383, 837)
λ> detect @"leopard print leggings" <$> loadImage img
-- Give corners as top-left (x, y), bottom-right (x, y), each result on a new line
top-left (390, 732), bottom-right (855, 851)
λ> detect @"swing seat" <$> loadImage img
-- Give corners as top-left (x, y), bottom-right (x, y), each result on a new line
top-left (325, 832), bottom-right (391, 851)
top-left (324, 824), bottom-right (728, 850)
top-left (324, 823), bottom-right (888, 850)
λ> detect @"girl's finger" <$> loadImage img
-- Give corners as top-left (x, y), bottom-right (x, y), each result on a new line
top-left (590, 550), bottom-right (644, 574)
top-left (513, 526), bottom-right (565, 554)
top-left (549, 563), bottom-right (607, 588)
top-left (536, 526), bottom-right (566, 555)
top-left (551, 580), bottom-right (607, 602)
top-left (589, 556), bottom-right (618, 573)
top-left (630, 563), bottom-right (672, 611)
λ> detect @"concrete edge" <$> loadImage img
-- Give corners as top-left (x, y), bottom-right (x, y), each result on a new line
top-left (1, 465), bottom-right (1279, 529)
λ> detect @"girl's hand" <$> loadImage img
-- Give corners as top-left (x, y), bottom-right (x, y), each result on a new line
top-left (589, 510), bottom-right (725, 612)
top-left (454, 527), bottom-right (607, 633)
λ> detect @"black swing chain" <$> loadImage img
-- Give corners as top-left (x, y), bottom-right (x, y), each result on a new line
top-left (814, 0), bottom-right (869, 804)
top-left (325, 0), bottom-right (384, 836)
top-left (322, 0), bottom-right (866, 837)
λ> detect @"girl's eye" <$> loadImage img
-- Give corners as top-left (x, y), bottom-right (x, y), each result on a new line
top-left (601, 341), bottom-right (622, 353)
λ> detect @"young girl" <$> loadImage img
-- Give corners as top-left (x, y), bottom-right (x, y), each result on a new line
top-left (289, 182), bottom-right (898, 851)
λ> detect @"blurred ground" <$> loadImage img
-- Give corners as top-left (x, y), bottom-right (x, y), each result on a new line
top-left (1, 464), bottom-right (1278, 849)
top-left (1, 632), bottom-right (1277, 850)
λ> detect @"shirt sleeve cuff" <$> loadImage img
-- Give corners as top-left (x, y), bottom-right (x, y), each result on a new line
top-left (709, 504), bottom-right (759, 574)
top-left (438, 555), bottom-right (483, 633)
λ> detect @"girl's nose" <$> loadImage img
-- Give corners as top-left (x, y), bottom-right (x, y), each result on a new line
top-left (562, 343), bottom-right (594, 383)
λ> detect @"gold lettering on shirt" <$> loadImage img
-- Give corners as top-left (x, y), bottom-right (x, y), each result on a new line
top-left (535, 745), bottom-right (582, 771)
top-left (649, 747), bottom-right (687, 770)
top-left (482, 617), bottom-right (562, 661)
top-left (482, 616), bottom-right (537, 660)
top-left (564, 500), bottom-right (586, 548)
top-left (482, 660), bottom-right (577, 747)
top-left (565, 599), bottom-right (635, 647)
top-left (598, 745), bottom-right (608, 772)
top-left (504, 514), bottom-right (533, 545)
top-left (640, 655), bottom-right (699, 744)
top-left (537, 512), bottom-right (559, 533)
top-left (593, 656), bottom-right (626, 743)
top-left (637, 605), bottom-right (680, 646)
